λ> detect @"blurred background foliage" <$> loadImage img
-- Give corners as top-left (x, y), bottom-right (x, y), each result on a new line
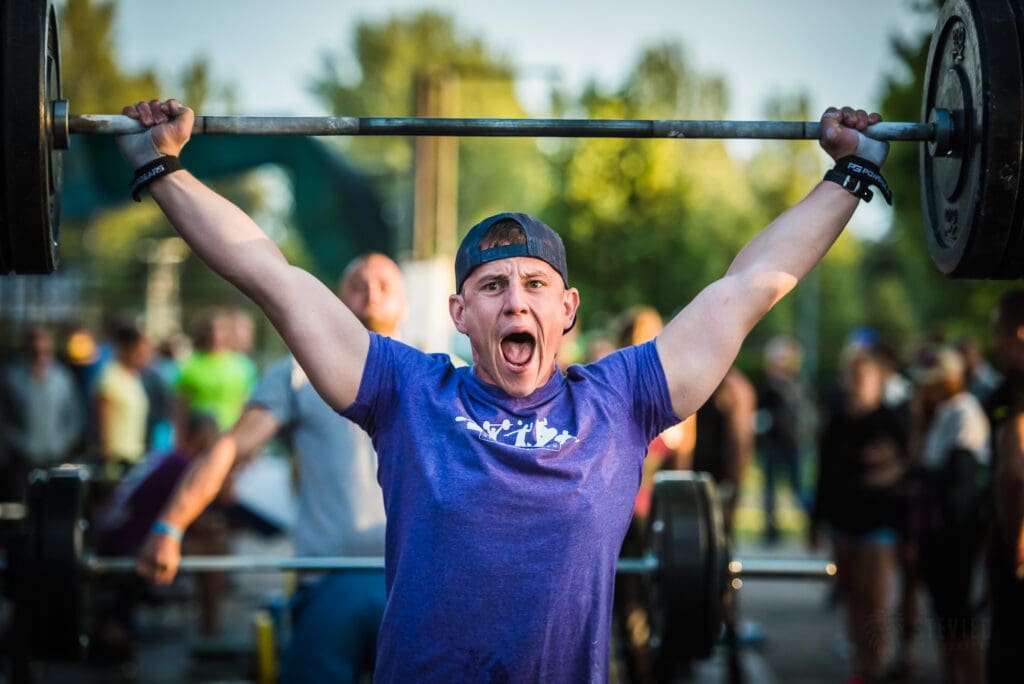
top-left (28, 0), bottom-right (1008, 386)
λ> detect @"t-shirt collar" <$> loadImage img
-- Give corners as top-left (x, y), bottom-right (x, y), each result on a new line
top-left (465, 363), bottom-right (566, 409)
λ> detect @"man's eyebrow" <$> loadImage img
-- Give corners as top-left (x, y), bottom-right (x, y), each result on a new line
top-left (521, 270), bottom-right (549, 280)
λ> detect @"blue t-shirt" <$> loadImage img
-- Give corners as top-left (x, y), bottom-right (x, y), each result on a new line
top-left (343, 334), bottom-right (678, 682)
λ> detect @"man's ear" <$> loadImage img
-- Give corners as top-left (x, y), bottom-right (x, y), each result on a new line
top-left (449, 293), bottom-right (468, 334)
top-left (563, 287), bottom-right (580, 330)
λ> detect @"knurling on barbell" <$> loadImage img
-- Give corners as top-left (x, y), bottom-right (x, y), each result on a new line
top-left (61, 112), bottom-right (941, 141)
top-left (1, 0), bottom-right (1021, 278)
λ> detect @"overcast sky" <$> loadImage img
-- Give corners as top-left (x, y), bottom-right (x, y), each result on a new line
top-left (110, 1), bottom-right (936, 120)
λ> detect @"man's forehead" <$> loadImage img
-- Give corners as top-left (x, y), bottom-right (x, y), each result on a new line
top-left (344, 255), bottom-right (401, 286)
top-left (468, 256), bottom-right (560, 281)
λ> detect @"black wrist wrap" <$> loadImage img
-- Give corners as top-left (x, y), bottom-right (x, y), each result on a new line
top-left (823, 155), bottom-right (892, 205)
top-left (130, 156), bottom-right (183, 202)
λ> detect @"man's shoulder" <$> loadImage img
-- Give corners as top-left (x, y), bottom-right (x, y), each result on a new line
top-left (568, 340), bottom-right (660, 382)
top-left (175, 353), bottom-right (207, 385)
top-left (94, 361), bottom-right (124, 391)
top-left (50, 360), bottom-right (76, 382)
top-left (338, 335), bottom-right (451, 426)
top-left (0, 360), bottom-right (25, 384)
top-left (368, 333), bottom-right (453, 372)
top-left (246, 356), bottom-right (305, 413)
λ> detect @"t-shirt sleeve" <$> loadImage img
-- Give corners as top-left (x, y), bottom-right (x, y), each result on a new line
top-left (341, 333), bottom-right (426, 437)
top-left (247, 358), bottom-right (296, 425)
top-left (583, 340), bottom-right (680, 442)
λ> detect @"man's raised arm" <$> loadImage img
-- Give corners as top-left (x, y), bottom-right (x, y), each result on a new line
top-left (657, 107), bottom-right (888, 418)
top-left (118, 99), bottom-right (366, 411)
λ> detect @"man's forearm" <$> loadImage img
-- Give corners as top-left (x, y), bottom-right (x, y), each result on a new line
top-left (158, 436), bottom-right (239, 530)
top-left (149, 172), bottom-right (287, 304)
top-left (159, 408), bottom-right (280, 531)
top-left (727, 182), bottom-right (858, 289)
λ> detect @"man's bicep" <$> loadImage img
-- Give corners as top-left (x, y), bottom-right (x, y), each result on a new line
top-left (656, 277), bottom-right (757, 418)
top-left (260, 266), bottom-right (369, 412)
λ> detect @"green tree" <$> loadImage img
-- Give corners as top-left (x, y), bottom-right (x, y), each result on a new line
top-left (58, 0), bottom-right (267, 322)
top-left (60, 0), bottom-right (160, 114)
top-left (543, 42), bottom-right (762, 331)
top-left (311, 12), bottom-right (552, 250)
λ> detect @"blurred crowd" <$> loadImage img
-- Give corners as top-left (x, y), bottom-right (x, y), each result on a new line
top-left (0, 307), bottom-right (259, 659)
top-left (589, 293), bottom-right (1023, 684)
top-left (0, 308), bottom-right (257, 490)
top-left (2, 288), bottom-right (1023, 683)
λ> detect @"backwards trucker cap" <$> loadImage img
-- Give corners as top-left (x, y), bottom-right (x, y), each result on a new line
top-left (454, 212), bottom-right (569, 293)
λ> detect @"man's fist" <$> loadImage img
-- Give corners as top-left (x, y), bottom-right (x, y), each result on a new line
top-left (117, 98), bottom-right (194, 169)
top-left (819, 106), bottom-right (888, 166)
top-left (136, 530), bottom-right (183, 585)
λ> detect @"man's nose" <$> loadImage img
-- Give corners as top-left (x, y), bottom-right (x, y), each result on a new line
top-left (503, 282), bottom-right (528, 314)
top-left (366, 282), bottom-right (382, 306)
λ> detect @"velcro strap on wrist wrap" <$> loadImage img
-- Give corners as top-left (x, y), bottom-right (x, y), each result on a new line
top-left (130, 156), bottom-right (183, 202)
top-left (824, 155), bottom-right (892, 205)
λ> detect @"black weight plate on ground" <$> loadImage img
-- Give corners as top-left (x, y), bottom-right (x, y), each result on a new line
top-left (920, 0), bottom-right (1024, 278)
top-left (1, 0), bottom-right (62, 274)
top-left (34, 467), bottom-right (88, 660)
top-left (995, 0), bottom-right (1024, 277)
top-left (0, 1), bottom-right (6, 273)
top-left (646, 472), bottom-right (727, 662)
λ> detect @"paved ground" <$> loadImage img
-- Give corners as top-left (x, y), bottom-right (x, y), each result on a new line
top-left (10, 538), bottom-right (945, 684)
top-left (8, 464), bottom-right (950, 683)
top-left (706, 544), bottom-right (943, 684)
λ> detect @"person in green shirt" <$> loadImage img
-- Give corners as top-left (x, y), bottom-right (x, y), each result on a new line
top-left (175, 310), bottom-right (257, 432)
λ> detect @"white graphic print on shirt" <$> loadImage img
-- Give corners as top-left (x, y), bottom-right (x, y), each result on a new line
top-left (455, 415), bottom-right (578, 450)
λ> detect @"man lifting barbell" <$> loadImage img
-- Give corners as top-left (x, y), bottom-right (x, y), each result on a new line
top-left (115, 97), bottom-right (887, 681)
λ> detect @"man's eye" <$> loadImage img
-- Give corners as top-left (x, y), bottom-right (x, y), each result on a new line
top-left (482, 282), bottom-right (500, 291)
top-left (528, 280), bottom-right (545, 288)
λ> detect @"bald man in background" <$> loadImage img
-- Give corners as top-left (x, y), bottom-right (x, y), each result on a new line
top-left (137, 253), bottom-right (406, 683)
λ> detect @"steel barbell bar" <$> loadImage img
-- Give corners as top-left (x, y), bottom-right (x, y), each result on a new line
top-left (7, 466), bottom-right (833, 665)
top-left (60, 107), bottom-right (942, 143)
top-left (80, 551), bottom-right (834, 578)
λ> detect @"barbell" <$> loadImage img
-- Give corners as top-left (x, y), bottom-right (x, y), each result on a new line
top-left (0, 0), bottom-right (1022, 278)
top-left (4, 466), bottom-right (836, 668)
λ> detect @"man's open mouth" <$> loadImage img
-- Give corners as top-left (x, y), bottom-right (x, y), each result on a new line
top-left (500, 332), bottom-right (536, 370)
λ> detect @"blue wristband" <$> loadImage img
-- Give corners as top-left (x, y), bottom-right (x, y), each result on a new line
top-left (152, 520), bottom-right (183, 542)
